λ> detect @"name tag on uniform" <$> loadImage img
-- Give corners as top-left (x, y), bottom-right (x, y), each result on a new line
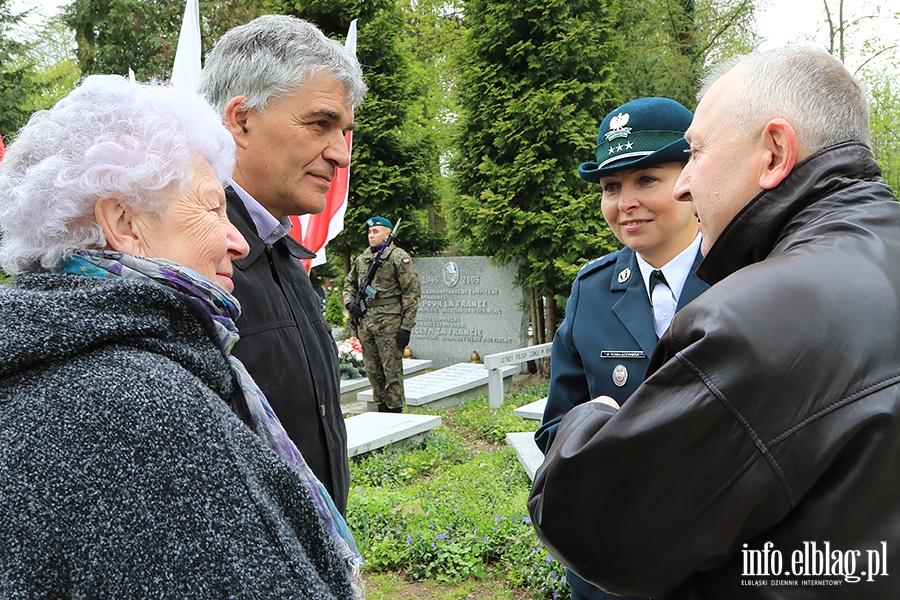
top-left (600, 350), bottom-right (646, 359)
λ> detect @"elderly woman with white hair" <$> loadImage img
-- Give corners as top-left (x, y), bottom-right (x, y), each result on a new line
top-left (0, 74), bottom-right (361, 598)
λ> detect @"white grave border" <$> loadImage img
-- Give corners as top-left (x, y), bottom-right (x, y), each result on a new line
top-left (482, 342), bottom-right (552, 408)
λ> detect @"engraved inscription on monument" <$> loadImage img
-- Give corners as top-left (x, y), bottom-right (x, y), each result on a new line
top-left (411, 256), bottom-right (529, 368)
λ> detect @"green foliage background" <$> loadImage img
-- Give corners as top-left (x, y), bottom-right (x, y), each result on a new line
top-left (3, 0), bottom-right (899, 307)
top-left (324, 287), bottom-right (346, 328)
top-left (866, 72), bottom-right (900, 192)
top-left (451, 0), bottom-right (622, 315)
top-left (64, 0), bottom-right (266, 80)
top-left (0, 0), bottom-right (50, 135)
top-left (614, 0), bottom-right (758, 107)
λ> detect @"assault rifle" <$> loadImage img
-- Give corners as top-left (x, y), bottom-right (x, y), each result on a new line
top-left (347, 218), bottom-right (402, 330)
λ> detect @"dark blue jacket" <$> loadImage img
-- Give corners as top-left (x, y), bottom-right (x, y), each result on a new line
top-left (535, 246), bottom-right (707, 600)
top-left (536, 247), bottom-right (707, 453)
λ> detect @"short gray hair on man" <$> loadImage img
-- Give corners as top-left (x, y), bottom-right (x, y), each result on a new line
top-left (198, 14), bottom-right (367, 115)
top-left (0, 74), bottom-right (236, 275)
top-left (700, 46), bottom-right (870, 155)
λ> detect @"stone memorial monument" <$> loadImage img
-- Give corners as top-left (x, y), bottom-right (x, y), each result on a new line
top-left (410, 256), bottom-right (530, 368)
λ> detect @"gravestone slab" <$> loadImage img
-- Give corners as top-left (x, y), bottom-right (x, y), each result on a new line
top-left (506, 431), bottom-right (545, 481)
top-left (340, 358), bottom-right (433, 405)
top-left (345, 412), bottom-right (442, 458)
top-left (513, 397), bottom-right (548, 421)
top-left (358, 362), bottom-right (519, 410)
top-left (411, 256), bottom-right (530, 368)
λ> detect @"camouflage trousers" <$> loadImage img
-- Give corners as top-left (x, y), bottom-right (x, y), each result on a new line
top-left (358, 310), bottom-right (405, 411)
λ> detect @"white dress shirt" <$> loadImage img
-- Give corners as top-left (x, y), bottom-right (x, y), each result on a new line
top-left (636, 233), bottom-right (702, 338)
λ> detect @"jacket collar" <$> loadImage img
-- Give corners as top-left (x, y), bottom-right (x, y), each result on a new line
top-left (677, 249), bottom-right (705, 311)
top-left (609, 247), bottom-right (639, 293)
top-left (361, 242), bottom-right (395, 260)
top-left (608, 247), bottom-right (705, 353)
top-left (698, 142), bottom-right (884, 285)
top-left (226, 187), bottom-right (316, 271)
top-left (608, 248), bottom-right (657, 354)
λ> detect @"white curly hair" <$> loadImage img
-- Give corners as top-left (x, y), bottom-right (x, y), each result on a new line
top-left (0, 74), bottom-right (236, 274)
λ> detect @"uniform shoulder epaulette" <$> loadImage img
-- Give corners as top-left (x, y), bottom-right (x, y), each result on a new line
top-left (576, 252), bottom-right (617, 279)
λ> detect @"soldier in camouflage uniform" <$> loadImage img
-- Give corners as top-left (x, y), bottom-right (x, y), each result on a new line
top-left (343, 216), bottom-right (420, 413)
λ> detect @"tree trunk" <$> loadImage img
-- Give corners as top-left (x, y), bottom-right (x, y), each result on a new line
top-left (527, 290), bottom-right (553, 379)
top-left (342, 248), bottom-right (352, 278)
top-left (530, 289), bottom-right (546, 346)
top-left (672, 0), bottom-right (701, 91)
top-left (544, 295), bottom-right (557, 341)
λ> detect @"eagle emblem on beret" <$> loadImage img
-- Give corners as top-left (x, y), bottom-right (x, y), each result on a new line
top-left (611, 113), bottom-right (629, 130)
top-left (605, 112), bottom-right (632, 141)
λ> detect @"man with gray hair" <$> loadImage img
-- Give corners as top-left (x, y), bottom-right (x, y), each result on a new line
top-left (530, 46), bottom-right (900, 598)
top-left (198, 15), bottom-right (367, 515)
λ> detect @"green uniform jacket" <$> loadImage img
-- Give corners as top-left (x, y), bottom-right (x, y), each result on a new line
top-left (343, 243), bottom-right (420, 331)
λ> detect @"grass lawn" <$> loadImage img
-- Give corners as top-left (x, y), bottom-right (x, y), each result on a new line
top-left (347, 374), bottom-right (570, 599)
top-left (363, 570), bottom-right (541, 599)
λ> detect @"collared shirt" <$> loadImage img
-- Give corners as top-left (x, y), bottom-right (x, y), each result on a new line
top-left (636, 233), bottom-right (702, 337)
top-left (636, 233), bottom-right (702, 302)
top-left (227, 178), bottom-right (293, 245)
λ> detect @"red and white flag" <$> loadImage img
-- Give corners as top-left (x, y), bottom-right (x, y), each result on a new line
top-left (170, 0), bottom-right (201, 91)
top-left (291, 19), bottom-right (358, 271)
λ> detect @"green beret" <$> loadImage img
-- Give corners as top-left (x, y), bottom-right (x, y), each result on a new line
top-left (366, 216), bottom-right (393, 229)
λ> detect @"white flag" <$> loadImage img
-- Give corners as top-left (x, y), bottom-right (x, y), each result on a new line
top-left (345, 18), bottom-right (357, 56)
top-left (170, 0), bottom-right (201, 91)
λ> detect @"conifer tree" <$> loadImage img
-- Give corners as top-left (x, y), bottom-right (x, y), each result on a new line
top-left (0, 0), bottom-right (45, 135)
top-left (451, 0), bottom-right (621, 341)
top-left (64, 0), bottom-right (266, 80)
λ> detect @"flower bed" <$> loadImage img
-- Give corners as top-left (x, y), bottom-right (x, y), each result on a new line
top-left (338, 336), bottom-right (366, 380)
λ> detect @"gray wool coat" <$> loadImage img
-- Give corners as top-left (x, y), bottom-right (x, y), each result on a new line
top-left (0, 273), bottom-right (354, 599)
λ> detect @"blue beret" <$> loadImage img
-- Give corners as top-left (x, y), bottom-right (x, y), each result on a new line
top-left (366, 216), bottom-right (393, 229)
top-left (579, 97), bottom-right (693, 182)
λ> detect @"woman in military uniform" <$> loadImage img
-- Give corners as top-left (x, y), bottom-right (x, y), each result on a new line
top-left (535, 97), bottom-right (709, 600)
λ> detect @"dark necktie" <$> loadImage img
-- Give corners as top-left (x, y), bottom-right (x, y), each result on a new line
top-left (650, 269), bottom-right (669, 293)
top-left (650, 269), bottom-right (675, 338)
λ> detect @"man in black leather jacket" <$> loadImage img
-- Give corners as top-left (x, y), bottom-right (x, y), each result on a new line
top-left (530, 46), bottom-right (900, 598)
top-left (198, 15), bottom-right (367, 514)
